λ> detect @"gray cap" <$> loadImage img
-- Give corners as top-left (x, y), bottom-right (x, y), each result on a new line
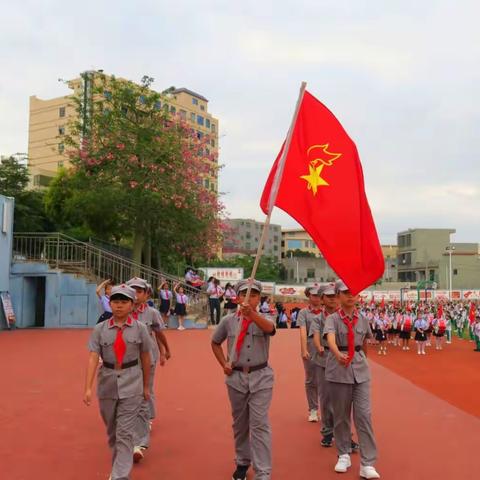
top-left (308, 285), bottom-right (322, 296)
top-left (335, 279), bottom-right (349, 293)
top-left (110, 284), bottom-right (136, 301)
top-left (235, 279), bottom-right (262, 294)
top-left (321, 282), bottom-right (336, 295)
top-left (126, 277), bottom-right (148, 290)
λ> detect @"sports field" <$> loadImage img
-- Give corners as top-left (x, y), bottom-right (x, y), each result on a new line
top-left (1, 329), bottom-right (478, 479)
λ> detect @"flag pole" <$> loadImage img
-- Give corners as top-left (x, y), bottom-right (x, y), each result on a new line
top-left (228, 81), bottom-right (307, 365)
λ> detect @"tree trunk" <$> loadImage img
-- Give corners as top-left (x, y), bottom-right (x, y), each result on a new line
top-left (144, 234), bottom-right (152, 268)
top-left (132, 230), bottom-right (144, 274)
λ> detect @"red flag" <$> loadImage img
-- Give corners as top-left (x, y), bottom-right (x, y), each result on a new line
top-left (260, 90), bottom-right (384, 295)
top-left (380, 297), bottom-right (385, 309)
top-left (437, 304), bottom-right (444, 319)
top-left (468, 302), bottom-right (476, 324)
top-left (370, 294), bottom-right (375, 306)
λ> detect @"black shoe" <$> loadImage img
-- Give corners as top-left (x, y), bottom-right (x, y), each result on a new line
top-left (321, 434), bottom-right (333, 447)
top-left (351, 440), bottom-right (360, 452)
top-left (232, 464), bottom-right (249, 480)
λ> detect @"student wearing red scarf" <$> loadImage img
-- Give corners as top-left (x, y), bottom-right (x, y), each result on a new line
top-left (211, 279), bottom-right (275, 480)
top-left (324, 280), bottom-right (380, 479)
top-left (126, 277), bottom-right (171, 464)
top-left (84, 284), bottom-right (151, 480)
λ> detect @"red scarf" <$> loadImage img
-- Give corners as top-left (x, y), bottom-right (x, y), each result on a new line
top-left (131, 303), bottom-right (147, 321)
top-left (339, 309), bottom-right (358, 365)
top-left (235, 313), bottom-right (252, 357)
top-left (309, 306), bottom-right (323, 315)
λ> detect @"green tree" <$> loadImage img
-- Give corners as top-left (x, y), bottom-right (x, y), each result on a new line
top-left (55, 73), bottom-right (223, 266)
top-left (0, 158), bottom-right (52, 232)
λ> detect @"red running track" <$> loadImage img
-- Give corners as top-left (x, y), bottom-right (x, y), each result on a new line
top-left (0, 328), bottom-right (477, 479)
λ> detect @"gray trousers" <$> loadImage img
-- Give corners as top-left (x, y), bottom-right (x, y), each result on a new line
top-left (328, 381), bottom-right (377, 466)
top-left (315, 365), bottom-right (333, 437)
top-left (227, 386), bottom-right (273, 480)
top-left (302, 357), bottom-right (318, 411)
top-left (99, 395), bottom-right (143, 480)
top-left (132, 363), bottom-right (156, 448)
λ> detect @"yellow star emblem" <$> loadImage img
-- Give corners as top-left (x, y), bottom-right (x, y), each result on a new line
top-left (300, 164), bottom-right (329, 195)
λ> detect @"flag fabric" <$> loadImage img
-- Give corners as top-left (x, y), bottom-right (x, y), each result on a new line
top-left (468, 302), bottom-right (476, 324)
top-left (437, 304), bottom-right (444, 319)
top-left (260, 90), bottom-right (384, 295)
top-left (380, 297), bottom-right (385, 309)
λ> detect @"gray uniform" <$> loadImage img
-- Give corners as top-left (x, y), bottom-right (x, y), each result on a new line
top-left (132, 305), bottom-right (165, 448)
top-left (297, 308), bottom-right (319, 411)
top-left (88, 317), bottom-right (151, 480)
top-left (212, 313), bottom-right (275, 480)
top-left (310, 311), bottom-right (334, 437)
top-left (323, 311), bottom-right (377, 466)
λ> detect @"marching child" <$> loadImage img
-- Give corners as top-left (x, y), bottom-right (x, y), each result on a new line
top-left (297, 287), bottom-right (320, 422)
top-left (84, 284), bottom-right (152, 480)
top-left (173, 282), bottom-right (189, 330)
top-left (324, 280), bottom-right (380, 479)
top-left (474, 314), bottom-right (480, 352)
top-left (224, 283), bottom-right (238, 313)
top-left (211, 279), bottom-right (275, 480)
top-left (433, 310), bottom-right (447, 350)
top-left (126, 277), bottom-right (170, 463)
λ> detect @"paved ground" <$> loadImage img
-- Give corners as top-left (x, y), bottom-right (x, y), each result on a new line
top-left (1, 328), bottom-right (478, 479)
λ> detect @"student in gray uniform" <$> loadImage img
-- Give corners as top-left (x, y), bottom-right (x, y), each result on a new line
top-left (84, 284), bottom-right (152, 480)
top-left (296, 287), bottom-right (319, 422)
top-left (324, 280), bottom-right (380, 479)
top-left (211, 279), bottom-right (275, 480)
top-left (126, 277), bottom-right (171, 463)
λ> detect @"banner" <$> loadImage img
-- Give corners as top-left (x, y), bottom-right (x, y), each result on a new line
top-left (0, 292), bottom-right (15, 328)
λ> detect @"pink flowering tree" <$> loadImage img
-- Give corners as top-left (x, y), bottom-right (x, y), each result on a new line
top-left (54, 73), bottom-right (223, 267)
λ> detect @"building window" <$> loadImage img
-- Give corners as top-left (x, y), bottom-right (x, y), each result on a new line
top-left (59, 107), bottom-right (66, 117)
top-left (58, 160), bottom-right (64, 167)
top-left (246, 243), bottom-right (251, 250)
top-left (200, 105), bottom-right (205, 111)
top-left (307, 268), bottom-right (315, 279)
top-left (197, 115), bottom-right (204, 126)
top-left (139, 95), bottom-right (146, 104)
top-left (197, 131), bottom-right (203, 139)
top-left (211, 123), bottom-right (216, 133)
top-left (58, 143), bottom-right (64, 154)
top-left (58, 126), bottom-right (65, 135)
top-left (211, 139), bottom-right (215, 147)
top-left (453, 269), bottom-right (458, 275)
top-left (192, 98), bottom-right (199, 105)
top-left (273, 245), bottom-right (278, 251)
top-left (204, 178), bottom-right (210, 188)
top-left (154, 101), bottom-right (161, 110)
top-left (206, 148), bottom-right (210, 155)
top-left (210, 184), bottom-right (215, 192)
top-left (245, 232), bottom-right (251, 239)
top-left (206, 119), bottom-right (211, 128)
top-left (179, 109), bottom-right (187, 120)
top-left (170, 106), bottom-right (176, 114)
top-left (190, 112), bottom-right (195, 122)
top-left (104, 91), bottom-right (112, 100)
top-left (288, 240), bottom-right (302, 249)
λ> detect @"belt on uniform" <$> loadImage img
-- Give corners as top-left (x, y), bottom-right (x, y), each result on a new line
top-left (102, 359), bottom-right (139, 370)
top-left (338, 346), bottom-right (362, 352)
top-left (233, 361), bottom-right (268, 374)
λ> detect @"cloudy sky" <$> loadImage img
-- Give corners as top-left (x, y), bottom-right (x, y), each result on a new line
top-left (1, 0), bottom-right (479, 243)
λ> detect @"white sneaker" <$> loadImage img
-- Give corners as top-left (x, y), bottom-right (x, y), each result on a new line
top-left (334, 454), bottom-right (351, 473)
top-left (133, 446), bottom-right (144, 463)
top-left (177, 325), bottom-right (186, 331)
top-left (406, 346), bottom-right (410, 350)
top-left (422, 351), bottom-right (426, 355)
top-left (360, 465), bottom-right (380, 478)
top-left (308, 409), bottom-right (319, 422)
top-left (383, 350), bottom-right (387, 355)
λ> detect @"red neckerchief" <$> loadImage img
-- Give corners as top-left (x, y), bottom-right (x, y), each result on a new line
top-left (235, 311), bottom-right (252, 357)
top-left (339, 309), bottom-right (358, 365)
top-left (309, 306), bottom-right (323, 315)
top-left (110, 316), bottom-right (133, 365)
top-left (131, 303), bottom-right (147, 321)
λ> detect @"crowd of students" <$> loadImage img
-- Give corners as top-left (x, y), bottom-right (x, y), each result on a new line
top-left (89, 276), bottom-right (479, 480)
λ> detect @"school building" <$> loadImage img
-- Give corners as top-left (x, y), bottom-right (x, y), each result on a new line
top-left (222, 218), bottom-right (282, 261)
top-left (27, 70), bottom-right (219, 192)
top-left (396, 228), bottom-right (480, 289)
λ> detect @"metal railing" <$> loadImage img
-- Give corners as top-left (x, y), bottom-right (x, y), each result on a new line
top-left (12, 232), bottom-right (208, 321)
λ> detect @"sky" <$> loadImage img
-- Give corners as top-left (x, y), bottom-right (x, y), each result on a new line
top-left (1, 0), bottom-right (479, 244)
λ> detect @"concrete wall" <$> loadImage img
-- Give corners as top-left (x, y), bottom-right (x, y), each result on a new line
top-left (0, 195), bottom-right (15, 327)
top-left (9, 262), bottom-right (100, 328)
